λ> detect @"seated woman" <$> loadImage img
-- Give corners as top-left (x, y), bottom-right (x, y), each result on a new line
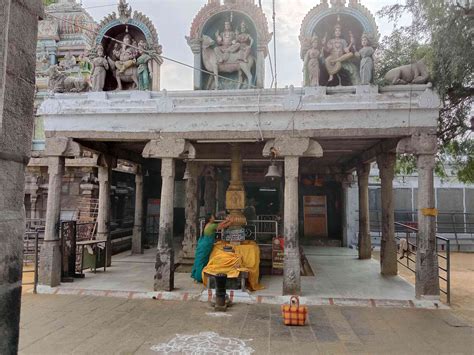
top-left (191, 214), bottom-right (231, 283)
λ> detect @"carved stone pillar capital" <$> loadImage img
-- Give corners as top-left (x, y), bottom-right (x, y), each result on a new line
top-left (45, 137), bottom-right (82, 158)
top-left (143, 138), bottom-right (196, 159)
top-left (263, 136), bottom-right (323, 158)
top-left (376, 152), bottom-right (396, 181)
top-left (397, 132), bottom-right (437, 156)
top-left (356, 162), bottom-right (371, 178)
top-left (97, 154), bottom-right (117, 169)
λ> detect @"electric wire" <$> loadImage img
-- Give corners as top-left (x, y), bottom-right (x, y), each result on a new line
top-left (272, 0), bottom-right (277, 89)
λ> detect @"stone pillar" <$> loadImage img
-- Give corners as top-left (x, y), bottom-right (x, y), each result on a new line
top-left (151, 60), bottom-right (161, 91)
top-left (132, 168), bottom-right (144, 254)
top-left (0, 2), bottom-right (42, 351)
top-left (415, 150), bottom-right (439, 298)
top-left (97, 157), bottom-right (114, 266)
top-left (30, 193), bottom-right (38, 220)
top-left (142, 138), bottom-right (196, 291)
top-left (357, 163), bottom-right (371, 259)
top-left (215, 170), bottom-right (226, 212)
top-left (38, 156), bottom-right (65, 287)
top-left (204, 172), bottom-right (216, 216)
top-left (187, 38), bottom-right (202, 90)
top-left (263, 136), bottom-right (323, 295)
top-left (283, 156), bottom-right (301, 295)
top-left (155, 158), bottom-right (175, 291)
top-left (256, 46), bottom-right (266, 88)
top-left (376, 153), bottom-right (397, 275)
top-left (181, 162), bottom-right (199, 261)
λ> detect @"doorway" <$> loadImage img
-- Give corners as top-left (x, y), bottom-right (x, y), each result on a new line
top-left (303, 195), bottom-right (328, 238)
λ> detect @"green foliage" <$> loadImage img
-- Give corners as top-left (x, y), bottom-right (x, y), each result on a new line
top-left (439, 139), bottom-right (474, 183)
top-left (395, 154), bottom-right (417, 176)
top-left (43, 0), bottom-right (56, 5)
top-left (378, 1), bottom-right (474, 183)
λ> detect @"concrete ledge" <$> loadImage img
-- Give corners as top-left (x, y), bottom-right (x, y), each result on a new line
top-left (34, 285), bottom-right (449, 309)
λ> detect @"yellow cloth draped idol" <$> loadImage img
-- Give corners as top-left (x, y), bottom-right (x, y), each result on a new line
top-left (202, 240), bottom-right (264, 291)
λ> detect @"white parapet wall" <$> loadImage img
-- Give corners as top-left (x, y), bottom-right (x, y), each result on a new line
top-left (38, 85), bottom-right (440, 140)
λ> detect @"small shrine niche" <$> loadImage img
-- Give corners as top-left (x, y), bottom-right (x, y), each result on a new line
top-left (92, 0), bottom-right (162, 92)
top-left (187, 0), bottom-right (272, 90)
top-left (299, 0), bottom-right (379, 87)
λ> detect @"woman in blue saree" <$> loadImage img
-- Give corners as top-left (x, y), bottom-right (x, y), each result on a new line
top-left (191, 215), bottom-right (219, 283)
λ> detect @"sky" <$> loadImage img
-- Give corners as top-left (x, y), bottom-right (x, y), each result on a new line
top-left (79, 0), bottom-right (408, 90)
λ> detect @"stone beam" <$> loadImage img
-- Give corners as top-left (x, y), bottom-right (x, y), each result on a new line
top-left (76, 140), bottom-right (146, 166)
top-left (343, 138), bottom-right (399, 173)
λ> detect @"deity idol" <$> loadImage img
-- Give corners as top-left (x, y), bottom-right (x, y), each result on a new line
top-left (113, 34), bottom-right (138, 73)
top-left (136, 40), bottom-right (153, 91)
top-left (235, 21), bottom-right (254, 63)
top-left (303, 36), bottom-right (322, 86)
top-left (355, 33), bottom-right (375, 85)
top-left (322, 23), bottom-right (359, 85)
top-left (214, 21), bottom-right (241, 64)
top-left (90, 45), bottom-right (109, 91)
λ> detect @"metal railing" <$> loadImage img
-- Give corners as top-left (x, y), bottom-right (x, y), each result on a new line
top-left (370, 210), bottom-right (474, 251)
top-left (22, 230), bottom-right (41, 294)
top-left (199, 218), bottom-right (279, 244)
top-left (394, 221), bottom-right (451, 304)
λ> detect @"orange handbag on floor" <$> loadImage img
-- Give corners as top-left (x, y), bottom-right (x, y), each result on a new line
top-left (281, 296), bottom-right (308, 326)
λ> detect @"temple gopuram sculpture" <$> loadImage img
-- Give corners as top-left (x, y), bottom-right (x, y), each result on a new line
top-left (187, 0), bottom-right (272, 90)
top-left (90, 45), bottom-right (109, 92)
top-left (37, 0), bottom-right (96, 92)
top-left (47, 65), bottom-right (90, 93)
top-left (355, 33), bottom-right (375, 85)
top-left (93, 0), bottom-right (162, 91)
top-left (300, 0), bottom-right (379, 86)
top-left (384, 59), bottom-right (430, 85)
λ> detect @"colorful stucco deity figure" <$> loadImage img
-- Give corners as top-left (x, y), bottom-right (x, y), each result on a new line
top-left (187, 1), bottom-right (271, 90)
top-left (137, 40), bottom-right (154, 91)
top-left (236, 21), bottom-right (254, 63)
top-left (355, 33), bottom-right (375, 85)
top-left (303, 36), bottom-right (322, 86)
top-left (90, 45), bottom-right (109, 92)
top-left (113, 34), bottom-right (138, 74)
top-left (108, 33), bottom-right (139, 90)
top-left (299, 0), bottom-right (379, 86)
top-left (59, 51), bottom-right (77, 70)
top-left (322, 23), bottom-right (359, 85)
top-left (214, 21), bottom-right (241, 64)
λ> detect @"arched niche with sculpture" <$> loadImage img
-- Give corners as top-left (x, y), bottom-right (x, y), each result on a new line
top-left (90, 0), bottom-right (162, 91)
top-left (187, 0), bottom-right (272, 90)
top-left (299, 0), bottom-right (379, 87)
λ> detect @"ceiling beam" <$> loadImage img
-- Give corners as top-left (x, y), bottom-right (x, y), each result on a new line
top-left (343, 138), bottom-right (400, 173)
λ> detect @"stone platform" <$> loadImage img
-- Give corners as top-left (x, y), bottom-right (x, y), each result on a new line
top-left (35, 247), bottom-right (445, 309)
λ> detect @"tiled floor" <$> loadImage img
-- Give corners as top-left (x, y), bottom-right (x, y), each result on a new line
top-left (59, 246), bottom-right (416, 300)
